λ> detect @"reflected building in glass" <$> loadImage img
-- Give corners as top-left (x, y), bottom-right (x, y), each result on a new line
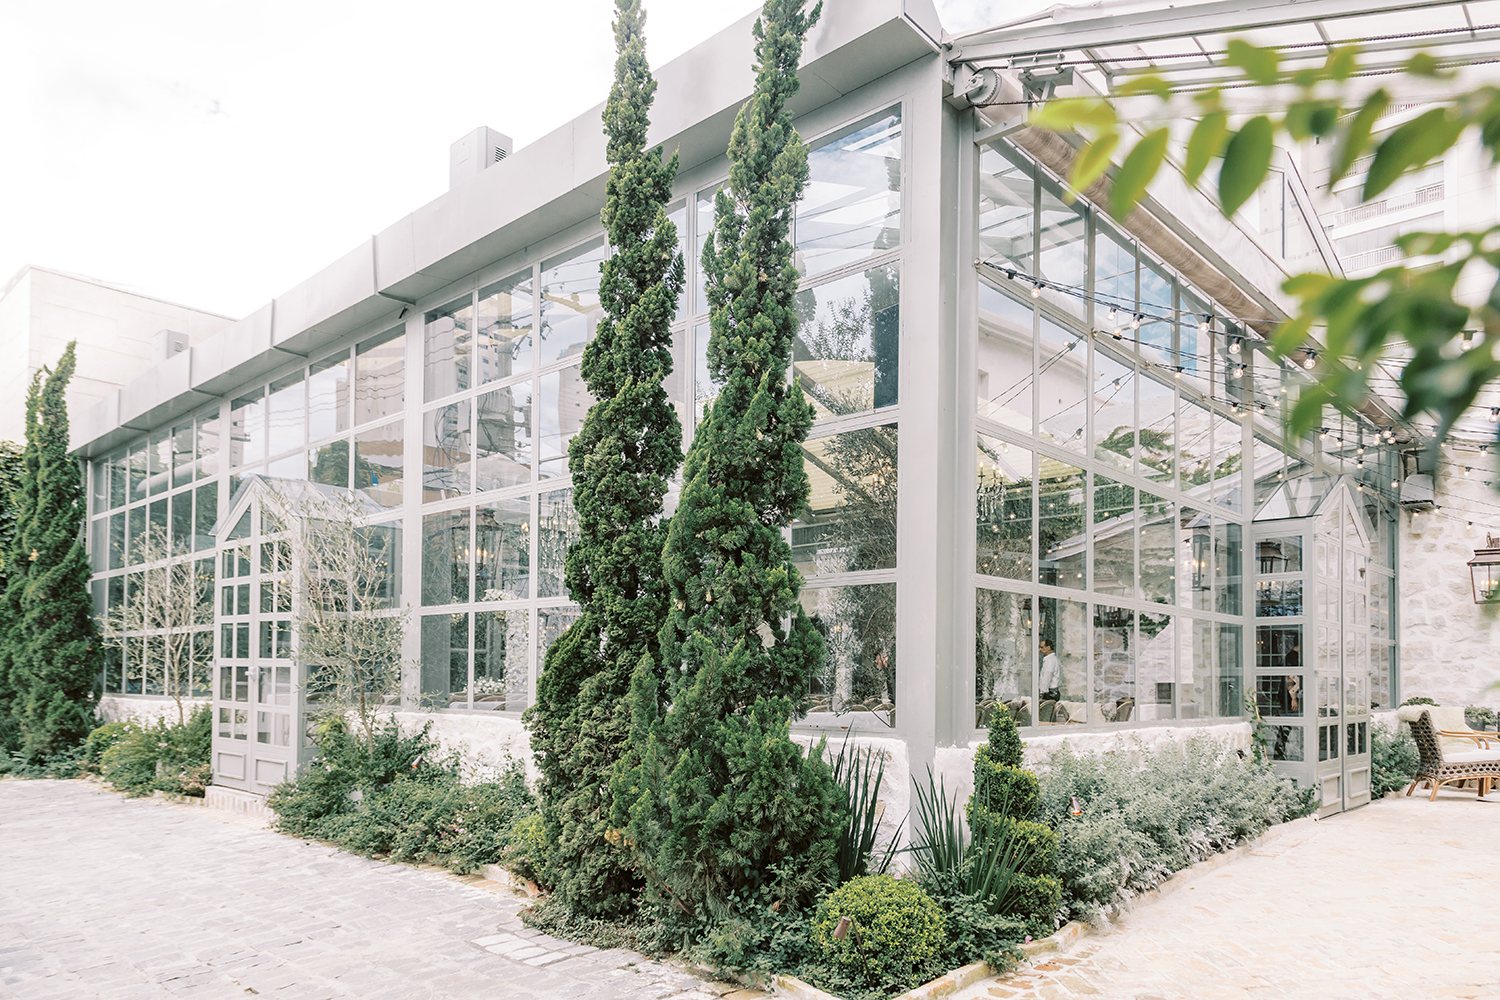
top-left (70, 0), bottom-right (1414, 812)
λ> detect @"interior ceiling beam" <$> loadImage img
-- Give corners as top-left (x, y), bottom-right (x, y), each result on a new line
top-left (947, 0), bottom-right (1471, 64)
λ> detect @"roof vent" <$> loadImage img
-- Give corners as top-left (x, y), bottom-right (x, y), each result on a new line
top-left (153, 329), bottom-right (188, 362)
top-left (449, 126), bottom-right (514, 190)
top-left (1399, 473), bottom-right (1436, 511)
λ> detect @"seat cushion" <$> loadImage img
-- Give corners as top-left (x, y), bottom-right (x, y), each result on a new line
top-left (1397, 705), bottom-right (1479, 753)
top-left (1441, 749), bottom-right (1500, 764)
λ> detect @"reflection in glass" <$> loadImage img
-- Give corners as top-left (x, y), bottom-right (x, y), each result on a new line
top-left (310, 440), bottom-right (352, 489)
top-left (267, 451), bottom-right (305, 481)
top-left (268, 373), bottom-right (305, 457)
top-left (110, 451), bottom-right (127, 507)
top-left (1092, 348), bottom-right (1134, 472)
top-left (425, 295), bottom-right (476, 401)
top-left (1139, 258), bottom-right (1173, 362)
top-left (1037, 319), bottom-right (1087, 453)
top-left (693, 322), bottom-right (721, 418)
top-left (1256, 579), bottom-right (1303, 617)
top-left (476, 498), bottom-right (530, 602)
top-left (978, 143), bottom-right (1034, 273)
top-left (976, 435), bottom-right (1032, 581)
top-left (478, 272), bottom-right (533, 384)
top-left (476, 381), bottom-right (534, 491)
top-left (794, 264), bottom-right (899, 417)
top-left (309, 354), bottom-right (350, 440)
top-left (1038, 464), bottom-right (1085, 590)
top-left (1092, 475), bottom-right (1134, 596)
top-left (1093, 604), bottom-right (1135, 722)
top-left (355, 327), bottom-right (405, 426)
top-left (1038, 184), bottom-right (1085, 317)
top-left (1139, 492), bottom-right (1175, 604)
top-left (976, 588), bottom-right (1033, 728)
top-left (1179, 397), bottom-right (1214, 491)
top-left (422, 509), bottom-right (470, 606)
top-left (171, 422), bottom-right (194, 489)
top-left (1213, 415), bottom-right (1243, 511)
top-left (1038, 595), bottom-right (1086, 723)
top-left (355, 421), bottom-right (404, 508)
top-left (420, 613), bottom-right (467, 710)
top-left (1093, 227), bottom-right (1135, 332)
top-left (792, 424), bottom-right (897, 577)
top-left (475, 608), bottom-right (528, 711)
top-left (148, 431), bottom-right (169, 495)
top-left (540, 239), bottom-right (606, 365)
top-left (423, 401), bottom-right (472, 500)
top-left (797, 107), bottom-right (902, 277)
top-left (197, 415), bottom-right (219, 480)
top-left (229, 389), bottom-right (266, 469)
top-left (1137, 374), bottom-right (1174, 484)
top-left (537, 490), bottom-right (579, 599)
top-left (802, 583), bottom-right (896, 728)
top-left (1136, 610), bottom-right (1173, 721)
top-left (538, 368), bottom-right (594, 480)
top-left (977, 283), bottom-right (1033, 432)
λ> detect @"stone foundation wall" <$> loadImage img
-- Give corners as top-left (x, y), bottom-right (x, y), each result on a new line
top-left (1400, 469), bottom-right (1500, 708)
top-left (97, 695), bottom-right (209, 726)
top-left (390, 711), bottom-right (536, 784)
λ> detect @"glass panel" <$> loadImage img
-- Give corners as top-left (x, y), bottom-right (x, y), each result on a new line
top-left (196, 415), bottom-right (219, 480)
top-left (1178, 618), bottom-right (1213, 720)
top-left (538, 368), bottom-right (594, 480)
top-left (1139, 492), bottom-right (1175, 604)
top-left (171, 423), bottom-right (194, 489)
top-left (1179, 509), bottom-right (1211, 612)
top-left (976, 587), bottom-right (1033, 729)
top-left (109, 513), bottom-right (125, 569)
top-left (978, 143), bottom-right (1033, 273)
top-left (109, 451), bottom-right (127, 508)
top-left (171, 491), bottom-right (192, 549)
top-left (1137, 610), bottom-right (1173, 721)
top-left (693, 321), bottom-right (721, 419)
top-left (667, 201), bottom-right (688, 322)
top-left (1038, 463), bottom-right (1085, 590)
top-left (425, 294), bottom-right (476, 401)
top-left (267, 372), bottom-right (305, 457)
top-left (308, 353), bottom-right (351, 440)
top-left (1038, 595), bottom-right (1086, 723)
top-left (1219, 623), bottom-right (1244, 717)
top-left (148, 432), bottom-right (170, 495)
top-left (355, 420), bottom-right (404, 508)
top-left (666, 326), bottom-right (690, 430)
top-left (478, 271), bottom-right (534, 384)
top-left (150, 499), bottom-right (168, 539)
top-left (141, 635), bottom-right (163, 695)
top-left (792, 424), bottom-right (898, 578)
top-left (539, 239), bottom-right (606, 365)
top-left (128, 507), bottom-right (146, 564)
top-left (1256, 579), bottom-right (1303, 617)
top-left (1137, 374), bottom-right (1174, 485)
top-left (310, 440), bottom-right (352, 489)
top-left (476, 380), bottom-right (533, 492)
top-left (1092, 475), bottom-right (1133, 597)
top-left (1179, 398), bottom-right (1214, 492)
top-left (537, 489), bottom-right (579, 599)
top-left (797, 107), bottom-right (902, 277)
top-left (1093, 226), bottom-right (1135, 332)
top-left (801, 583), bottom-right (897, 729)
top-left (476, 497), bottom-right (531, 602)
top-left (194, 482), bottom-right (218, 551)
top-left (1037, 318), bottom-right (1087, 453)
top-left (129, 443), bottom-right (148, 502)
top-left (229, 389), bottom-right (266, 468)
top-left (1093, 605), bottom-right (1135, 722)
top-left (1258, 535), bottom-right (1304, 573)
top-left (1213, 415), bottom-right (1244, 512)
top-left (694, 186), bottom-right (721, 316)
top-left (475, 608), bottom-right (527, 711)
top-left (1037, 183), bottom-right (1086, 318)
top-left (1138, 259), bottom-right (1173, 363)
top-left (420, 613), bottom-right (466, 711)
top-left (125, 639), bottom-right (142, 693)
top-left (976, 435), bottom-right (1032, 582)
top-left (1179, 292), bottom-right (1211, 389)
top-left (423, 400), bottom-right (472, 500)
top-left (976, 282), bottom-right (1033, 432)
top-left (1214, 520), bottom-right (1243, 615)
top-left (355, 327), bottom-right (405, 426)
top-left (421, 508), bottom-right (470, 607)
top-left (1092, 348), bottom-right (1134, 473)
top-left (794, 264), bottom-right (899, 418)
top-left (536, 607), bottom-right (580, 701)
top-left (102, 640), bottom-right (123, 694)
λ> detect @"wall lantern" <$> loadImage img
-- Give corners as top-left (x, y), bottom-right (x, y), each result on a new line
top-left (1468, 534), bottom-right (1500, 604)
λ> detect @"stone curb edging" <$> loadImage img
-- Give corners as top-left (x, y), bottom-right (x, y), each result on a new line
top-left (769, 815), bottom-right (1317, 1000)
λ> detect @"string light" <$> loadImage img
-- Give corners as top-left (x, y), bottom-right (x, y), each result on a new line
top-left (1303, 350), bottom-right (1317, 370)
top-left (1229, 337), bottom-right (1241, 355)
top-left (1318, 428), bottom-right (1329, 441)
top-left (1032, 282), bottom-right (1043, 298)
top-left (1491, 408), bottom-right (1499, 424)
top-left (1130, 314), bottom-right (1142, 331)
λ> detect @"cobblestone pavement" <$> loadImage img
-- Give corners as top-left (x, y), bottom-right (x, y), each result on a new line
top-left (954, 793), bottom-right (1500, 1000)
top-left (0, 779), bottom-right (753, 1000)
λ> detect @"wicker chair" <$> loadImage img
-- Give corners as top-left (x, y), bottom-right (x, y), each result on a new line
top-left (1399, 708), bottom-right (1500, 800)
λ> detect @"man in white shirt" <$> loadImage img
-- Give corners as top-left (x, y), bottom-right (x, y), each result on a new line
top-left (1039, 638), bottom-right (1061, 702)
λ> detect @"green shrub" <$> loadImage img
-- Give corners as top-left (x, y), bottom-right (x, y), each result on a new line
top-left (1371, 721), bottom-right (1419, 798)
top-left (811, 875), bottom-right (947, 997)
top-left (970, 749), bottom-right (1039, 821)
top-left (502, 812), bottom-right (547, 882)
top-left (1036, 736), bottom-right (1306, 922)
top-left (1400, 696), bottom-right (1436, 707)
top-left (97, 706), bottom-right (212, 797)
top-left (1465, 705), bottom-right (1498, 732)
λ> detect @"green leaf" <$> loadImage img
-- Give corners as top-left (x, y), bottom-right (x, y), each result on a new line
top-left (1029, 98), bottom-right (1116, 133)
top-left (1110, 129), bottom-right (1169, 217)
top-left (1406, 51), bottom-right (1448, 78)
top-left (1331, 89), bottom-right (1388, 185)
top-left (1218, 116), bottom-right (1274, 217)
top-left (1068, 131), bottom-right (1121, 197)
top-left (1183, 111), bottom-right (1228, 186)
top-left (1325, 46), bottom-right (1358, 82)
top-left (1285, 100), bottom-right (1340, 140)
top-left (1226, 39), bottom-right (1280, 86)
top-left (1116, 74), bottom-right (1173, 100)
top-left (1363, 107), bottom-right (1464, 200)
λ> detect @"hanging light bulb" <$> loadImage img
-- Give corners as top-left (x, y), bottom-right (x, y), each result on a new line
top-left (1465, 466), bottom-right (1472, 476)
top-left (1303, 350), bottom-right (1317, 370)
top-left (1392, 479), bottom-right (1400, 489)
top-left (1257, 402), bottom-right (1268, 414)
top-left (1107, 307), bottom-right (1117, 324)
top-left (1491, 408), bottom-right (1499, 424)
top-left (1174, 366), bottom-right (1183, 379)
top-left (1318, 428), bottom-right (1329, 442)
top-left (1357, 458), bottom-right (1365, 468)
top-left (1032, 282), bottom-right (1043, 298)
top-left (1130, 314), bottom-right (1142, 331)
top-left (1112, 327), bottom-right (1123, 340)
top-left (1229, 337), bottom-right (1240, 355)
top-left (1235, 363), bottom-right (1246, 377)
top-left (1199, 314), bottom-right (1211, 335)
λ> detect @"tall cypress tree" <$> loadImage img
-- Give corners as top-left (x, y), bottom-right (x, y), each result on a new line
top-left (525, 0), bottom-right (684, 919)
top-left (10, 343), bottom-right (101, 762)
top-left (615, 0), bottom-right (840, 918)
top-left (0, 381), bottom-right (40, 754)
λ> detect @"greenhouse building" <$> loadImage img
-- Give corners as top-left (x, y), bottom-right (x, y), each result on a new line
top-left (74, 0), bottom-right (1493, 820)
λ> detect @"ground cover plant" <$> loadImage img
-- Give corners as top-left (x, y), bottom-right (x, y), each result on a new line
top-left (268, 718), bottom-right (536, 875)
top-left (94, 705), bottom-right (213, 797)
top-left (1033, 736), bottom-right (1310, 923)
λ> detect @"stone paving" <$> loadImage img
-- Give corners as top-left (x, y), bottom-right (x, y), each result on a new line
top-left (953, 792), bottom-right (1500, 1000)
top-left (0, 779), bottom-right (753, 1000)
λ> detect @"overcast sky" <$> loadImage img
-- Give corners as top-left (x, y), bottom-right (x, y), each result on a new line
top-left (0, 0), bottom-right (1050, 319)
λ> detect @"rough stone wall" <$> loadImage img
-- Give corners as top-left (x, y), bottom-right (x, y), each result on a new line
top-left (97, 695), bottom-right (208, 727)
top-left (392, 711), bottom-right (536, 784)
top-left (1399, 467), bottom-right (1500, 709)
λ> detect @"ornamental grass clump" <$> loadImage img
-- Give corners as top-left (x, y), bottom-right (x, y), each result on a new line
top-left (1035, 735), bottom-right (1307, 922)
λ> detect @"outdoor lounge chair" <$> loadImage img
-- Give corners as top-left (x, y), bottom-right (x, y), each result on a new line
top-left (1396, 706), bottom-right (1500, 800)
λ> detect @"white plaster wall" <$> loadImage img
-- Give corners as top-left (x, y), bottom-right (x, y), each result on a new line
top-left (1399, 466), bottom-right (1500, 709)
top-left (97, 695), bottom-right (209, 727)
top-left (0, 268), bottom-right (231, 443)
top-left (794, 732), bottom-right (911, 859)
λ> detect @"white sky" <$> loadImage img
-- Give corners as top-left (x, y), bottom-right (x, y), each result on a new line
top-left (0, 0), bottom-right (1050, 319)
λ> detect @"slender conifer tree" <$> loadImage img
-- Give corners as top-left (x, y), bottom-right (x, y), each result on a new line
top-left (615, 0), bottom-right (841, 918)
top-left (525, 0), bottom-right (684, 918)
top-left (0, 379), bottom-right (41, 753)
top-left (10, 343), bottom-right (101, 761)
